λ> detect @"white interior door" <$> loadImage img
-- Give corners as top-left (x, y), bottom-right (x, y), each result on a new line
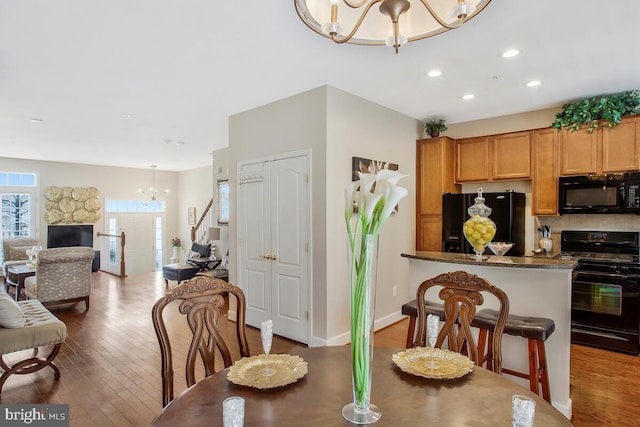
top-left (269, 156), bottom-right (309, 343)
top-left (239, 154), bottom-right (310, 344)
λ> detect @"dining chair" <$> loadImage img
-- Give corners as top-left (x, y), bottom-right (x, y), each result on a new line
top-left (414, 270), bottom-right (509, 374)
top-left (152, 276), bottom-right (251, 407)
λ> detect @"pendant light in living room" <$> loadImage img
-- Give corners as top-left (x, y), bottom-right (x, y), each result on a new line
top-left (139, 165), bottom-right (169, 204)
top-left (294, 0), bottom-right (492, 53)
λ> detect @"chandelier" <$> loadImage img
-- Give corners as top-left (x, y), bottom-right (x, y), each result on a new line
top-left (139, 165), bottom-right (169, 202)
top-left (294, 0), bottom-right (492, 53)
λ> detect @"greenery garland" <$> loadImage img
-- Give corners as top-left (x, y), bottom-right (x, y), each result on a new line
top-left (551, 90), bottom-right (640, 133)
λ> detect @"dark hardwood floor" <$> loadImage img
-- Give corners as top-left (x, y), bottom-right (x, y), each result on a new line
top-left (1, 271), bottom-right (638, 426)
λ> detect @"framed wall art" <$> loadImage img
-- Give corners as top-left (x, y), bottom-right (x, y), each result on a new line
top-left (188, 207), bottom-right (196, 225)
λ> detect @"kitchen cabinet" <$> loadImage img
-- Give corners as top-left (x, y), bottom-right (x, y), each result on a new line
top-left (455, 136), bottom-right (490, 182)
top-left (560, 115), bottom-right (640, 175)
top-left (492, 131), bottom-right (531, 180)
top-left (455, 132), bottom-right (531, 182)
top-left (532, 128), bottom-right (559, 215)
top-left (416, 137), bottom-right (459, 251)
top-left (601, 115), bottom-right (640, 172)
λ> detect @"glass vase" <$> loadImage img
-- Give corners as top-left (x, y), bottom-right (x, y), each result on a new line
top-left (342, 234), bottom-right (381, 424)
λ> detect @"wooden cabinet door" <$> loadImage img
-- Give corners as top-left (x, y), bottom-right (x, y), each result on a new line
top-left (416, 137), bottom-right (459, 251)
top-left (455, 136), bottom-right (490, 182)
top-left (492, 131), bottom-right (531, 180)
top-left (532, 128), bottom-right (559, 215)
top-left (602, 116), bottom-right (640, 172)
top-left (417, 215), bottom-right (442, 252)
top-left (559, 127), bottom-right (599, 175)
top-left (417, 137), bottom-right (458, 215)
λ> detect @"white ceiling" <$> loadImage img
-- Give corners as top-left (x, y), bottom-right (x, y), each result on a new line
top-left (1, 1), bottom-right (639, 172)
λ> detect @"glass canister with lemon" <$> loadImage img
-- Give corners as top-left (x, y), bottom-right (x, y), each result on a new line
top-left (463, 188), bottom-right (496, 260)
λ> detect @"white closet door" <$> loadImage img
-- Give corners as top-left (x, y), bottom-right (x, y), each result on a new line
top-left (238, 154), bottom-right (310, 344)
top-left (239, 162), bottom-right (272, 326)
top-left (270, 155), bottom-right (309, 343)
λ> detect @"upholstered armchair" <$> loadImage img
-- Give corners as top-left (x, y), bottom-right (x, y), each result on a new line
top-left (24, 247), bottom-right (94, 310)
top-left (2, 238), bottom-right (42, 277)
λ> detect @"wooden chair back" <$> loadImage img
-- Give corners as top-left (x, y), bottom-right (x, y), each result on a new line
top-left (152, 276), bottom-right (250, 407)
top-left (415, 271), bottom-right (509, 374)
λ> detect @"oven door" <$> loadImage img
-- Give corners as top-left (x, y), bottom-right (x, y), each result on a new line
top-left (571, 270), bottom-right (640, 354)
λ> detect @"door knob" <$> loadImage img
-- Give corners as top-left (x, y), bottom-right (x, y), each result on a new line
top-left (270, 254), bottom-right (277, 260)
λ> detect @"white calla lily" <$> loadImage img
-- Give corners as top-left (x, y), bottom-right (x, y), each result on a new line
top-left (344, 167), bottom-right (408, 411)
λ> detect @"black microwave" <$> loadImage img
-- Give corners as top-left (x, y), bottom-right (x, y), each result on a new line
top-left (559, 173), bottom-right (640, 214)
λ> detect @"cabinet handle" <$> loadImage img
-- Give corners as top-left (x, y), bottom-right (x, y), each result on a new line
top-left (270, 254), bottom-right (277, 260)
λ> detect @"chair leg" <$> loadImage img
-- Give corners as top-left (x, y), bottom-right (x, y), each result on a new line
top-left (0, 343), bottom-right (62, 394)
top-left (405, 315), bottom-right (416, 348)
top-left (85, 296), bottom-right (90, 310)
top-left (537, 339), bottom-right (551, 403)
top-left (528, 338), bottom-right (540, 396)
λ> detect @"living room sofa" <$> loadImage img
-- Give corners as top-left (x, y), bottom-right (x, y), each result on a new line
top-left (24, 247), bottom-right (94, 310)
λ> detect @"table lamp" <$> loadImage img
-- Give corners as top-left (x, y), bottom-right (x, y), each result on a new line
top-left (207, 227), bottom-right (221, 260)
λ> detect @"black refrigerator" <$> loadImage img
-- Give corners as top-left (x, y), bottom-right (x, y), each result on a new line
top-left (442, 191), bottom-right (526, 256)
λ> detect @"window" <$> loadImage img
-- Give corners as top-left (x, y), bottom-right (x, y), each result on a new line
top-left (218, 180), bottom-right (229, 224)
top-left (1, 172), bottom-right (37, 239)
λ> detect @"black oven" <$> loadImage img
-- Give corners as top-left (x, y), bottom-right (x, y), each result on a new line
top-left (562, 231), bottom-right (640, 354)
top-left (571, 264), bottom-right (640, 354)
top-left (559, 172), bottom-right (640, 214)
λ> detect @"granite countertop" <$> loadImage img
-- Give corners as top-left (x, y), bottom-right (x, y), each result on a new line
top-left (401, 251), bottom-right (577, 270)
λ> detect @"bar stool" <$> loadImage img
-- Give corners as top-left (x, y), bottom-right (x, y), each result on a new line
top-left (473, 309), bottom-right (555, 403)
top-left (401, 299), bottom-right (445, 348)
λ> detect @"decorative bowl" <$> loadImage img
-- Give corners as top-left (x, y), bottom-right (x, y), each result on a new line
top-left (488, 242), bottom-right (514, 256)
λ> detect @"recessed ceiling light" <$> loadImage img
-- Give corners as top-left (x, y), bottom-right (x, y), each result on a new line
top-left (526, 80), bottom-right (542, 87)
top-left (462, 94), bottom-right (475, 100)
top-left (501, 49), bottom-right (520, 58)
top-left (122, 114), bottom-right (132, 119)
top-left (426, 70), bottom-right (442, 77)
top-left (30, 118), bottom-right (44, 123)
top-left (176, 140), bottom-right (185, 145)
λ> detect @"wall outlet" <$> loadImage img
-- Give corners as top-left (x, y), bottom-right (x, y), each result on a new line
top-left (392, 286), bottom-right (397, 297)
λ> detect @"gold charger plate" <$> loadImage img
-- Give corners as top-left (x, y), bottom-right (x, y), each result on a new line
top-left (227, 354), bottom-right (308, 389)
top-left (392, 347), bottom-right (474, 380)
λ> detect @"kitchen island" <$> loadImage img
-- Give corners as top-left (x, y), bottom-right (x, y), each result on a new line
top-left (401, 251), bottom-right (577, 419)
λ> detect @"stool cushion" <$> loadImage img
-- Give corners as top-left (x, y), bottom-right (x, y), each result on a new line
top-left (162, 263), bottom-right (200, 282)
top-left (401, 299), bottom-right (446, 321)
top-left (0, 300), bottom-right (67, 354)
top-left (474, 309), bottom-right (555, 341)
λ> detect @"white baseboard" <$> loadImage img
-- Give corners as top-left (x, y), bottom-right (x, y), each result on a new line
top-left (310, 311), bottom-right (406, 348)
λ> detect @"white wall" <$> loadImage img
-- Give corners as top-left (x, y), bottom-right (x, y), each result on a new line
top-left (325, 86), bottom-right (421, 342)
top-left (228, 85), bottom-right (421, 344)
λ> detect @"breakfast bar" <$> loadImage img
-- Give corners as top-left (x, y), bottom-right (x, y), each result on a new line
top-left (401, 251), bottom-right (577, 419)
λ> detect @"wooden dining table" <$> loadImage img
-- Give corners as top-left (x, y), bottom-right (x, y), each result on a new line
top-left (150, 346), bottom-right (573, 426)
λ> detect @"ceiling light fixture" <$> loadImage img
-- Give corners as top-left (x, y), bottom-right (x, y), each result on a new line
top-left (139, 165), bottom-right (169, 202)
top-left (427, 70), bottom-right (442, 77)
top-left (526, 80), bottom-right (542, 87)
top-left (501, 49), bottom-right (519, 58)
top-left (462, 94), bottom-right (475, 100)
top-left (295, 0), bottom-right (492, 54)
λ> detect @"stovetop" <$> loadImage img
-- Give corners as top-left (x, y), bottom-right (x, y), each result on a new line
top-left (560, 230), bottom-right (640, 263)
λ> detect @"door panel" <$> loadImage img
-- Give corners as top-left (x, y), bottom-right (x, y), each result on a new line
top-left (106, 213), bottom-right (156, 275)
top-left (270, 156), bottom-right (308, 342)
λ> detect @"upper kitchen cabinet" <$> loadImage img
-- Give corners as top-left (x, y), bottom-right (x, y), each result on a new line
top-left (455, 136), bottom-right (490, 182)
top-left (455, 132), bottom-right (531, 182)
top-left (601, 115), bottom-right (640, 172)
top-left (416, 137), bottom-right (459, 251)
top-left (532, 128), bottom-right (559, 215)
top-left (560, 115), bottom-right (640, 175)
top-left (492, 131), bottom-right (531, 180)
top-left (559, 126), bottom-right (599, 175)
